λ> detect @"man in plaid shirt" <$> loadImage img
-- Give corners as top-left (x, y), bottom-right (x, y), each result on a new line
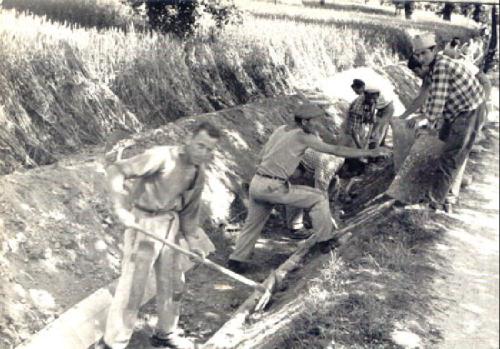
top-left (411, 33), bottom-right (485, 207)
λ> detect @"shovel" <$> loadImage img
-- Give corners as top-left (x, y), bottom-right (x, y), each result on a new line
top-left (129, 223), bottom-right (267, 293)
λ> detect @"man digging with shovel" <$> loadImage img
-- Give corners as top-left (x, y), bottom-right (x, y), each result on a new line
top-left (96, 122), bottom-right (221, 349)
top-left (227, 103), bottom-right (391, 273)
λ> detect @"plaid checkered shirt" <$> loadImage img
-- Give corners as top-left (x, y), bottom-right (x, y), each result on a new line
top-left (423, 53), bottom-right (485, 123)
top-left (347, 96), bottom-right (375, 132)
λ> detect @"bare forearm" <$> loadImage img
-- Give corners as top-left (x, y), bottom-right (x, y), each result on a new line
top-left (352, 131), bottom-right (363, 148)
top-left (477, 73), bottom-right (492, 99)
top-left (106, 164), bottom-right (127, 206)
top-left (401, 89), bottom-right (429, 119)
top-left (312, 142), bottom-right (374, 158)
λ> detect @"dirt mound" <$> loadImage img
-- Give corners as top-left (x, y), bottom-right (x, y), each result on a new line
top-left (0, 63), bottom-right (421, 348)
top-left (0, 94), bottom-right (309, 347)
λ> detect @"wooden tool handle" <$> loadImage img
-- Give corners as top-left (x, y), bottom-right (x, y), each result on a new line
top-left (130, 224), bottom-right (266, 293)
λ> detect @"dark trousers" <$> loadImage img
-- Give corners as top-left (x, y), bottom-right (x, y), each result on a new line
top-left (428, 109), bottom-right (480, 204)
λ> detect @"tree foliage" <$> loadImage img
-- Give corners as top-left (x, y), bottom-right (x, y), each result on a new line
top-left (124, 0), bottom-right (242, 38)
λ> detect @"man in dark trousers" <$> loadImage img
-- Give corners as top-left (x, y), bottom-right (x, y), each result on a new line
top-left (410, 33), bottom-right (486, 209)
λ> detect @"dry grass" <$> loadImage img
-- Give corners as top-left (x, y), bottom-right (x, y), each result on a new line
top-left (1, 0), bottom-right (141, 31)
top-left (0, 1), bottom-right (426, 172)
top-left (284, 210), bottom-right (447, 348)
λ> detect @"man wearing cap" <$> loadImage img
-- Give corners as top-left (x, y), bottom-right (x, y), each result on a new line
top-left (345, 79), bottom-right (373, 149)
top-left (398, 55), bottom-right (432, 122)
top-left (363, 82), bottom-right (395, 151)
top-left (411, 32), bottom-right (485, 208)
top-left (227, 103), bottom-right (391, 272)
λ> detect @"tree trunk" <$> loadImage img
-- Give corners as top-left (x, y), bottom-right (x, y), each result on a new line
top-left (483, 5), bottom-right (498, 73)
top-left (473, 3), bottom-right (483, 23)
top-left (404, 1), bottom-right (414, 19)
top-left (443, 3), bottom-right (454, 21)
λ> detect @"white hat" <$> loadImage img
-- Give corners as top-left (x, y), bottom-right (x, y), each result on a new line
top-left (363, 82), bottom-right (380, 94)
top-left (412, 33), bottom-right (437, 51)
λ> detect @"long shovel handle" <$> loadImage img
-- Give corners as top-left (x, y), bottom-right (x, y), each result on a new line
top-left (130, 224), bottom-right (266, 293)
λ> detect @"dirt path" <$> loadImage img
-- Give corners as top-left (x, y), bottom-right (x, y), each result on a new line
top-left (430, 122), bottom-right (499, 349)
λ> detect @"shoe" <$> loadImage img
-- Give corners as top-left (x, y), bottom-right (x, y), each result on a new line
top-left (391, 199), bottom-right (408, 213)
top-left (317, 237), bottom-right (340, 254)
top-left (428, 200), bottom-right (445, 212)
top-left (289, 228), bottom-right (313, 240)
top-left (227, 259), bottom-right (250, 274)
top-left (445, 194), bottom-right (458, 205)
top-left (95, 338), bottom-right (112, 349)
top-left (151, 332), bottom-right (196, 349)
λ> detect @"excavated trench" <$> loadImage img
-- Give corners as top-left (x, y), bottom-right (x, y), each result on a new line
top-left (2, 64), bottom-right (426, 349)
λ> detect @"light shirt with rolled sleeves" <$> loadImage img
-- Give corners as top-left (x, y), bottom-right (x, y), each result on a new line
top-left (375, 89), bottom-right (393, 110)
top-left (112, 145), bottom-right (205, 238)
top-left (257, 125), bottom-right (319, 180)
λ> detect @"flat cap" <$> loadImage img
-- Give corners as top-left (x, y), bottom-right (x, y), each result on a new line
top-left (294, 103), bottom-right (325, 119)
top-left (412, 33), bottom-right (436, 52)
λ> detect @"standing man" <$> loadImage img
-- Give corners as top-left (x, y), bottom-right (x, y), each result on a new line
top-left (97, 122), bottom-right (220, 349)
top-left (410, 33), bottom-right (485, 208)
top-left (227, 104), bottom-right (390, 272)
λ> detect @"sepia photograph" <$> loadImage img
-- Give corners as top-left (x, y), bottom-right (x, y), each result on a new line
top-left (0, 0), bottom-right (498, 348)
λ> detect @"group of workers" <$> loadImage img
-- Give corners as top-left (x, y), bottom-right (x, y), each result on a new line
top-left (96, 31), bottom-right (490, 349)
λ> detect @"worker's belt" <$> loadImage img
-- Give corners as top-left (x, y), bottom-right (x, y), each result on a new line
top-left (134, 205), bottom-right (175, 216)
top-left (256, 172), bottom-right (287, 182)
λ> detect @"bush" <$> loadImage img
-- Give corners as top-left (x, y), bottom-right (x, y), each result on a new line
top-left (127, 0), bottom-right (242, 38)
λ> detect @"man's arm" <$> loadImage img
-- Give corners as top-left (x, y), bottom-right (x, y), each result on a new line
top-left (178, 183), bottom-right (204, 256)
top-left (399, 84), bottom-right (431, 119)
top-left (351, 129), bottom-right (363, 148)
top-left (476, 71), bottom-right (492, 98)
top-left (106, 148), bottom-right (166, 226)
top-left (300, 133), bottom-right (390, 158)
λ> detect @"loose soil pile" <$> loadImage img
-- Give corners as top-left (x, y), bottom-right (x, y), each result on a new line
top-left (3, 64), bottom-right (479, 349)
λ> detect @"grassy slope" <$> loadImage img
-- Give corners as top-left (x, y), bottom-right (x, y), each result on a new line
top-left (279, 122), bottom-right (499, 349)
top-left (0, 0), bottom-right (479, 174)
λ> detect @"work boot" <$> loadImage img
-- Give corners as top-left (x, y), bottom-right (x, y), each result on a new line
top-left (151, 332), bottom-right (196, 349)
top-left (317, 237), bottom-right (340, 254)
top-left (94, 338), bottom-right (112, 349)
